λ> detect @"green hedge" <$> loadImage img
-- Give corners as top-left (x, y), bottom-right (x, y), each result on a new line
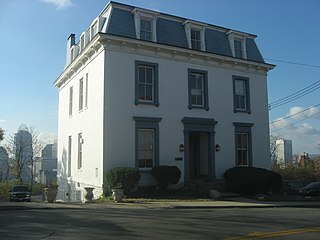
top-left (223, 167), bottom-right (282, 195)
top-left (106, 167), bottom-right (140, 194)
top-left (151, 166), bottom-right (181, 190)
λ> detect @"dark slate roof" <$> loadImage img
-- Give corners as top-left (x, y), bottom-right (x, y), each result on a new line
top-left (157, 18), bottom-right (188, 49)
top-left (246, 38), bottom-right (264, 63)
top-left (106, 5), bottom-right (265, 63)
top-left (205, 29), bottom-right (232, 56)
top-left (107, 8), bottom-right (136, 39)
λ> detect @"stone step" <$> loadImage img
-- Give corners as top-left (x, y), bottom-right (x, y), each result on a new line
top-left (186, 179), bottom-right (227, 193)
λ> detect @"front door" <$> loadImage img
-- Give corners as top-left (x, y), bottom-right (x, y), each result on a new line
top-left (182, 117), bottom-right (217, 182)
top-left (189, 132), bottom-right (209, 180)
top-left (189, 132), bottom-right (200, 179)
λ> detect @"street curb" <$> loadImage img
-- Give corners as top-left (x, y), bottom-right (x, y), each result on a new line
top-left (167, 204), bottom-right (320, 209)
top-left (2, 203), bottom-right (320, 211)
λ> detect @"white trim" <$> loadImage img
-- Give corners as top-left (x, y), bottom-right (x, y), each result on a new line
top-left (133, 9), bottom-right (158, 42)
top-left (227, 31), bottom-right (248, 59)
top-left (183, 20), bottom-right (206, 51)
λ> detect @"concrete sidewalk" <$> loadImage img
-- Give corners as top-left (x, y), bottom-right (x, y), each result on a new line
top-left (1, 195), bottom-right (320, 210)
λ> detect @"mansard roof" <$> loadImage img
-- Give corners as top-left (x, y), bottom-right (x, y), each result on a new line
top-left (55, 1), bottom-right (274, 87)
top-left (105, 2), bottom-right (265, 63)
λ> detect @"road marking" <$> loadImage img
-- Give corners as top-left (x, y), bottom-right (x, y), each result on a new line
top-left (225, 226), bottom-right (320, 239)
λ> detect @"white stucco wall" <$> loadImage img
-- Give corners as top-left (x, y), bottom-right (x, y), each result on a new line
top-left (57, 41), bottom-right (271, 201)
top-left (57, 49), bottom-right (105, 201)
top-left (102, 46), bottom-right (271, 180)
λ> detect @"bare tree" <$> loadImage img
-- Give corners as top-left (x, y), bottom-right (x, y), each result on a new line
top-left (0, 128), bottom-right (4, 142)
top-left (317, 141), bottom-right (320, 153)
top-left (270, 135), bottom-right (281, 164)
top-left (5, 125), bottom-right (42, 189)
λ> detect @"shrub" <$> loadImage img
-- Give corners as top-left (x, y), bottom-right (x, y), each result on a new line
top-left (272, 162), bottom-right (320, 185)
top-left (32, 182), bottom-right (46, 194)
top-left (106, 167), bottom-right (140, 195)
top-left (223, 167), bottom-right (282, 195)
top-left (151, 166), bottom-right (181, 190)
top-left (0, 180), bottom-right (20, 198)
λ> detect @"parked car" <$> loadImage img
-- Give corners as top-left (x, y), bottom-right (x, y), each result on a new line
top-left (300, 182), bottom-right (320, 197)
top-left (9, 185), bottom-right (31, 202)
top-left (282, 180), bottom-right (303, 195)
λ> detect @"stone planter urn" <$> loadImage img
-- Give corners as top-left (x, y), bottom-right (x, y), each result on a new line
top-left (112, 188), bottom-right (124, 202)
top-left (84, 187), bottom-right (95, 203)
top-left (43, 187), bottom-right (58, 203)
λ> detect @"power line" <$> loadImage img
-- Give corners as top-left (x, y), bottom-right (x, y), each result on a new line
top-left (265, 58), bottom-right (320, 68)
top-left (271, 110), bottom-right (320, 133)
top-left (270, 103), bottom-right (320, 124)
top-left (269, 80), bottom-right (320, 110)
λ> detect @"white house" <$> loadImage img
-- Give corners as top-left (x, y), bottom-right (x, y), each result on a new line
top-left (54, 1), bottom-right (275, 202)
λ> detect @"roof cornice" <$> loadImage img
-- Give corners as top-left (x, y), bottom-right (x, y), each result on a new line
top-left (99, 33), bottom-right (275, 72)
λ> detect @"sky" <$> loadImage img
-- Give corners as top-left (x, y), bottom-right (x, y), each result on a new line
top-left (0, 0), bottom-right (319, 154)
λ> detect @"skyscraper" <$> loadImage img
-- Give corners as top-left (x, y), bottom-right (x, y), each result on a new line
top-left (13, 125), bottom-right (33, 183)
top-left (276, 139), bottom-right (293, 165)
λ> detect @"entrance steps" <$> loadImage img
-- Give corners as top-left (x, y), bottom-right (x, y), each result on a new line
top-left (185, 179), bottom-right (227, 193)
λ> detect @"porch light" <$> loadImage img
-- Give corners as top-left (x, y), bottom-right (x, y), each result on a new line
top-left (215, 144), bottom-right (220, 152)
top-left (179, 144), bottom-right (184, 152)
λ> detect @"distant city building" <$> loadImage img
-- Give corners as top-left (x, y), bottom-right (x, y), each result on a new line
top-left (34, 141), bottom-right (57, 185)
top-left (13, 126), bottom-right (33, 184)
top-left (298, 152), bottom-right (310, 167)
top-left (276, 139), bottom-right (293, 165)
top-left (0, 146), bottom-right (9, 181)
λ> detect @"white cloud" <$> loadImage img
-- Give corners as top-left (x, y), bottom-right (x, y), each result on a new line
top-left (39, 0), bottom-right (73, 10)
top-left (287, 106), bottom-right (320, 120)
top-left (270, 117), bottom-right (320, 153)
top-left (0, 119), bottom-right (7, 123)
top-left (39, 132), bottom-right (57, 145)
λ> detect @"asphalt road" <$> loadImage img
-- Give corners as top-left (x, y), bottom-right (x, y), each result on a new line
top-left (1, 207), bottom-right (320, 239)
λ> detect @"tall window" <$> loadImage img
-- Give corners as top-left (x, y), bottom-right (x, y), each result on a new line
top-left (85, 73), bottom-right (88, 108)
top-left (140, 19), bottom-right (152, 41)
top-left (188, 69), bottom-right (208, 110)
top-left (68, 136), bottom-right (72, 177)
top-left (234, 122), bottom-right (253, 167)
top-left (79, 78), bottom-right (84, 111)
top-left (69, 87), bottom-right (73, 116)
top-left (135, 61), bottom-right (159, 106)
top-left (233, 76), bottom-right (250, 113)
top-left (236, 133), bottom-right (248, 166)
top-left (78, 133), bottom-right (83, 169)
top-left (234, 38), bottom-right (243, 58)
top-left (191, 29), bottom-right (201, 50)
top-left (138, 129), bottom-right (154, 168)
top-left (134, 117), bottom-right (161, 169)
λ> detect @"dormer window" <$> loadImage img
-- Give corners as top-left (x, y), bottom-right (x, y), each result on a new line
top-left (184, 20), bottom-right (206, 51)
top-left (234, 38), bottom-right (243, 58)
top-left (80, 33), bottom-right (85, 52)
top-left (140, 19), bottom-right (152, 41)
top-left (91, 22), bottom-right (98, 39)
top-left (133, 8), bottom-right (158, 42)
top-left (227, 30), bottom-right (247, 59)
top-left (191, 29), bottom-right (201, 50)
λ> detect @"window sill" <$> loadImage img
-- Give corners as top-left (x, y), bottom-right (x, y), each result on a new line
top-left (135, 100), bottom-right (159, 107)
top-left (234, 109), bottom-right (251, 114)
top-left (188, 105), bottom-right (209, 111)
